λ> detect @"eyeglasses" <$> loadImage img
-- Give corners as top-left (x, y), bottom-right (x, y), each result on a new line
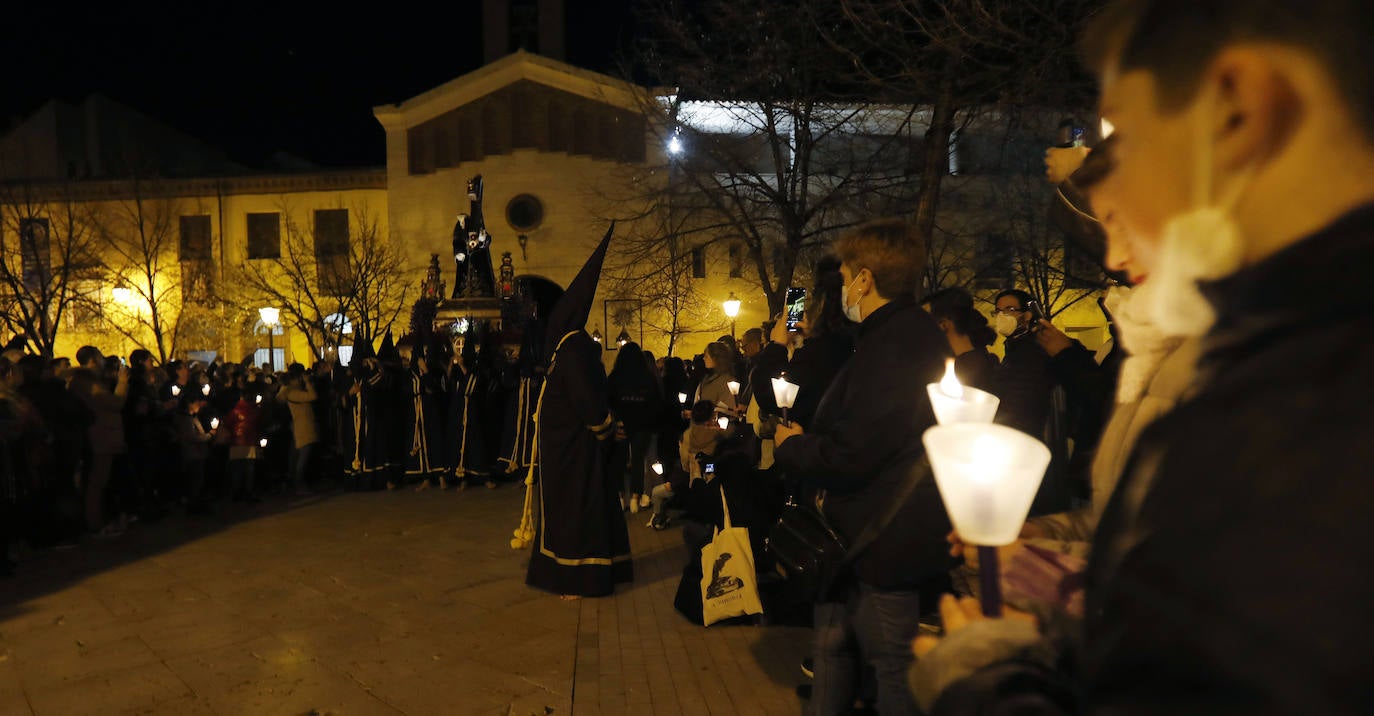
top-left (992, 306), bottom-right (1027, 316)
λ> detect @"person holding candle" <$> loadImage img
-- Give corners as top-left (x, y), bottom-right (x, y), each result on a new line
top-left (175, 391), bottom-right (217, 514)
top-left (223, 387), bottom-right (263, 504)
top-left (694, 342), bottom-right (742, 418)
top-left (914, 0), bottom-right (1374, 713)
top-left (773, 218), bottom-right (955, 716)
top-left (921, 287), bottom-right (998, 393)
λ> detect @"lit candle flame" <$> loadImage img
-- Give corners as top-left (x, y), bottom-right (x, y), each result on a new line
top-left (201, 384), bottom-right (211, 396)
top-left (210, 417), bottom-right (220, 430)
top-left (940, 359), bottom-right (964, 400)
top-left (255, 395), bottom-right (263, 405)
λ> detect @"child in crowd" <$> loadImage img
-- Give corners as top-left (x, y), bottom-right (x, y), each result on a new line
top-left (647, 400), bottom-right (723, 530)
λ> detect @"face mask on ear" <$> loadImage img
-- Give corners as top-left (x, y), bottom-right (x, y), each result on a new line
top-left (1142, 89), bottom-right (1258, 337)
top-left (840, 273), bottom-right (865, 323)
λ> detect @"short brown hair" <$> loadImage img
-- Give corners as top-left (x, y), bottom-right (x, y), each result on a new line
top-left (833, 219), bottom-right (926, 301)
top-left (1082, 0), bottom-right (1374, 142)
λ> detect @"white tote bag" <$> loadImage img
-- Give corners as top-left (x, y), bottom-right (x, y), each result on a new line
top-left (700, 486), bottom-right (764, 626)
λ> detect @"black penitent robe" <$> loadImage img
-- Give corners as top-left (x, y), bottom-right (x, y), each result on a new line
top-left (526, 331), bottom-right (633, 597)
top-left (406, 371), bottom-right (444, 479)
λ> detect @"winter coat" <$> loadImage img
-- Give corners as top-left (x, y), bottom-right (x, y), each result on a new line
top-left (279, 381), bottom-right (320, 448)
top-left (175, 412), bottom-right (214, 463)
top-left (785, 331), bottom-right (855, 429)
top-left (224, 399), bottom-right (261, 458)
top-left (693, 371), bottom-right (737, 415)
top-left (773, 298), bottom-right (955, 592)
top-left (1027, 337), bottom-right (1201, 559)
top-left (79, 381), bottom-right (127, 456)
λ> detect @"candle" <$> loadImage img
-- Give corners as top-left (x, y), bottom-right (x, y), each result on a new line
top-left (726, 380), bottom-right (740, 397)
top-left (717, 416), bottom-right (730, 430)
top-left (651, 462), bottom-right (664, 476)
top-left (926, 359), bottom-right (999, 425)
top-left (771, 376), bottom-right (800, 426)
top-left (210, 417), bottom-right (220, 430)
top-left (255, 394), bottom-right (263, 405)
top-left (922, 423), bottom-right (1051, 616)
top-left (259, 438), bottom-right (268, 448)
top-left (171, 384), bottom-right (181, 397)
top-left (201, 383), bottom-right (211, 396)
top-left (677, 392), bottom-right (688, 405)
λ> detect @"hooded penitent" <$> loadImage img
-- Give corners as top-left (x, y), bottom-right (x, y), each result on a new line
top-left (519, 223), bottom-right (633, 598)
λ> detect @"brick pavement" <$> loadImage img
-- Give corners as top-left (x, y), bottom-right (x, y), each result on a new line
top-left (0, 484), bottom-right (810, 715)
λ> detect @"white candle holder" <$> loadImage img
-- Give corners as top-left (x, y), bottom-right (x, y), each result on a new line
top-left (923, 423), bottom-right (1050, 616)
top-left (771, 376), bottom-right (799, 425)
top-left (926, 359), bottom-right (999, 425)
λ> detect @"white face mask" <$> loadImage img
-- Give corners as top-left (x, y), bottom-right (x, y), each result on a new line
top-left (840, 274), bottom-right (864, 323)
top-left (1140, 91), bottom-right (1256, 337)
top-left (994, 313), bottom-right (1020, 338)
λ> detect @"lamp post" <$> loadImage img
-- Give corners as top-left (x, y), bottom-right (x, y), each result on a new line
top-left (259, 307), bottom-right (281, 372)
top-left (723, 293), bottom-right (741, 339)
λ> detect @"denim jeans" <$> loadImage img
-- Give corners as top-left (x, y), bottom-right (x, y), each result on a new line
top-left (811, 582), bottom-right (922, 716)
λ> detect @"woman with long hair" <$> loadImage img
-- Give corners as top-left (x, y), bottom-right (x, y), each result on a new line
top-left (607, 342), bottom-right (663, 511)
top-left (694, 342), bottom-right (738, 416)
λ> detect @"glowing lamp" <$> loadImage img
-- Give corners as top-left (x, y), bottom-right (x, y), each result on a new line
top-left (726, 380), bottom-right (740, 397)
top-left (254, 394), bottom-right (263, 405)
top-left (677, 392), bottom-right (688, 405)
top-left (722, 293), bottom-right (741, 319)
top-left (926, 359), bottom-right (1000, 425)
top-left (591, 329), bottom-right (603, 344)
top-left (259, 438), bottom-right (269, 448)
top-left (210, 417), bottom-right (220, 430)
top-left (651, 461), bottom-right (664, 476)
top-left (258, 307), bottom-right (280, 326)
top-left (717, 416), bottom-right (730, 430)
top-left (111, 286), bottom-right (134, 304)
top-left (201, 383), bottom-right (211, 396)
top-left (1100, 117), bottom-right (1115, 139)
top-left (923, 423), bottom-right (1051, 616)
top-left (616, 328), bottom-right (631, 347)
top-left (171, 385), bottom-right (181, 397)
top-left (667, 135), bottom-right (683, 155)
top-left (771, 376), bottom-right (800, 426)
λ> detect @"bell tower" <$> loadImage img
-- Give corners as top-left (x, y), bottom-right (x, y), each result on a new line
top-left (482, 0), bottom-right (566, 64)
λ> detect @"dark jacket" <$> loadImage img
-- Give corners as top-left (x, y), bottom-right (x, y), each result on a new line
top-left (992, 332), bottom-right (1053, 438)
top-left (786, 331), bottom-right (855, 429)
top-left (774, 299), bottom-right (954, 591)
top-left (936, 203), bottom-right (1374, 715)
top-left (745, 342), bottom-right (790, 416)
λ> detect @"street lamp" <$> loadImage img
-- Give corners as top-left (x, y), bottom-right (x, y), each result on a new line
top-left (259, 307), bottom-right (280, 372)
top-left (616, 328), bottom-right (631, 348)
top-left (723, 292), bottom-right (741, 339)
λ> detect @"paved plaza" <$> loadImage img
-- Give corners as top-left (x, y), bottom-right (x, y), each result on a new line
top-left (0, 484), bottom-right (810, 715)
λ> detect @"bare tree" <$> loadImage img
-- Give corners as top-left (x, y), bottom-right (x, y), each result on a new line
top-left (0, 181), bottom-right (103, 358)
top-left (606, 0), bottom-right (923, 315)
top-left (89, 179), bottom-right (195, 363)
top-left (235, 203), bottom-right (409, 360)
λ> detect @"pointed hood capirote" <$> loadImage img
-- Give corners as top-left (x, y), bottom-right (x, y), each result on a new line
top-left (542, 222), bottom-right (614, 360)
top-left (377, 330), bottom-right (399, 364)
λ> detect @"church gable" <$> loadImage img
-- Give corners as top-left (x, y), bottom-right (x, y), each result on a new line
top-left (405, 79), bottom-right (646, 173)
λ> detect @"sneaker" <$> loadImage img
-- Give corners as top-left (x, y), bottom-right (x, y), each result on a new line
top-left (801, 657), bottom-right (814, 679)
top-left (639, 494), bottom-right (651, 508)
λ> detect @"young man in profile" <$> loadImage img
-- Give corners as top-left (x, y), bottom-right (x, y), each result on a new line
top-left (913, 1), bottom-right (1374, 713)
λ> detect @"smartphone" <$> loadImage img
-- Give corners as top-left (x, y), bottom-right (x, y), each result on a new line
top-left (1026, 299), bottom-right (1046, 324)
top-left (784, 286), bottom-right (807, 332)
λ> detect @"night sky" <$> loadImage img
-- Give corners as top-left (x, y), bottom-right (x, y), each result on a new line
top-left (2, 1), bottom-right (636, 170)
